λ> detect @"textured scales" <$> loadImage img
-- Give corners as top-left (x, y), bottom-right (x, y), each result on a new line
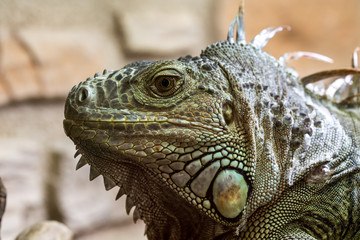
top-left (63, 4), bottom-right (360, 240)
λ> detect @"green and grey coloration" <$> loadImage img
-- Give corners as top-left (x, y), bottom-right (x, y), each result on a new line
top-left (63, 5), bottom-right (360, 240)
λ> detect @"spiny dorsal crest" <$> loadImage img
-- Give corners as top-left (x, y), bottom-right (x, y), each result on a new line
top-left (224, 1), bottom-right (359, 107)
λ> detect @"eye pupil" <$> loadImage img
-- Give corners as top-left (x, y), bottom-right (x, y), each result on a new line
top-left (156, 77), bottom-right (175, 92)
top-left (161, 78), bottom-right (170, 88)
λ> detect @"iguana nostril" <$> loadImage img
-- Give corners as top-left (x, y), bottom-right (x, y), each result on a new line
top-left (77, 87), bottom-right (89, 103)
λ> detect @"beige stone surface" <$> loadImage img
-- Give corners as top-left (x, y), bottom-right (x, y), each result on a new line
top-left (76, 222), bottom-right (146, 240)
top-left (0, 0), bottom-right (114, 31)
top-left (0, 28), bottom-right (124, 100)
top-left (0, 81), bottom-right (10, 106)
top-left (20, 28), bottom-right (123, 98)
top-left (0, 102), bottom-right (137, 240)
top-left (0, 31), bottom-right (41, 101)
top-left (15, 221), bottom-right (73, 240)
top-left (0, 137), bottom-right (47, 240)
top-left (118, 9), bottom-right (206, 56)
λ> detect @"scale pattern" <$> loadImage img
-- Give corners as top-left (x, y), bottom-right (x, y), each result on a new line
top-left (63, 5), bottom-right (360, 240)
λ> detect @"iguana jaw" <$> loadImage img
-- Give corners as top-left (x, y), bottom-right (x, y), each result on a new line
top-left (64, 118), bottom-right (234, 239)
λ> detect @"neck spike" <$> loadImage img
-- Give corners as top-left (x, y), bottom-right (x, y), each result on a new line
top-left (227, 0), bottom-right (246, 44)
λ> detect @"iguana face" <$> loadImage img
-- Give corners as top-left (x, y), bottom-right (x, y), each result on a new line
top-left (63, 51), bottom-right (258, 226)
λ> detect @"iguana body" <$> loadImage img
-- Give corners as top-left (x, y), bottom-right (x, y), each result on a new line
top-left (62, 6), bottom-right (360, 240)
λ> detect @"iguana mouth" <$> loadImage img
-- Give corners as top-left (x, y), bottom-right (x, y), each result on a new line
top-left (64, 97), bottom-right (225, 135)
top-left (70, 143), bottom-right (223, 239)
top-left (64, 116), bottom-right (254, 225)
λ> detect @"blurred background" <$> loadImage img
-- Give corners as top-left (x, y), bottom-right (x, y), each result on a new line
top-left (0, 0), bottom-right (359, 239)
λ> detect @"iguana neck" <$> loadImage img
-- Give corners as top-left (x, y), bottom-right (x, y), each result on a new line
top-left (79, 148), bottom-right (231, 240)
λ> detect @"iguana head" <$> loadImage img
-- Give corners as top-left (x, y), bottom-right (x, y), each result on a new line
top-left (63, 4), bottom-right (344, 239)
top-left (63, 52), bottom-right (253, 223)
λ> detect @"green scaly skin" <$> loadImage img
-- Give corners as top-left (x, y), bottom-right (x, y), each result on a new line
top-left (63, 14), bottom-right (360, 240)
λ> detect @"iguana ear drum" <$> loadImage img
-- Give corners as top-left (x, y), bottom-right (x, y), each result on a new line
top-left (212, 169), bottom-right (248, 219)
top-left (222, 102), bottom-right (234, 125)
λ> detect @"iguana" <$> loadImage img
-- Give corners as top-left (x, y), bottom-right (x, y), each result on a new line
top-left (59, 3), bottom-right (358, 240)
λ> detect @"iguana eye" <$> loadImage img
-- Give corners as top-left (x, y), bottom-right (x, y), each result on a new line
top-left (154, 76), bottom-right (176, 93)
top-left (149, 69), bottom-right (183, 97)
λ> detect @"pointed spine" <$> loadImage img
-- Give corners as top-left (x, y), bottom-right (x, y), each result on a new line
top-left (352, 47), bottom-right (359, 68)
top-left (133, 207), bottom-right (141, 223)
top-left (251, 26), bottom-right (289, 50)
top-left (74, 150), bottom-right (81, 158)
top-left (280, 51), bottom-right (333, 66)
top-left (89, 166), bottom-right (101, 181)
top-left (76, 157), bottom-right (87, 170)
top-left (144, 225), bottom-right (148, 236)
top-left (125, 196), bottom-right (135, 215)
top-left (103, 175), bottom-right (116, 191)
top-left (301, 68), bottom-right (360, 85)
top-left (235, 1), bottom-right (245, 43)
top-left (227, 0), bottom-right (245, 43)
top-left (115, 187), bottom-right (126, 200)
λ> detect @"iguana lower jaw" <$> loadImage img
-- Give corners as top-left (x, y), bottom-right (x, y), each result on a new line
top-left (64, 119), bottom-right (235, 239)
top-left (63, 110), bottom-right (253, 225)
